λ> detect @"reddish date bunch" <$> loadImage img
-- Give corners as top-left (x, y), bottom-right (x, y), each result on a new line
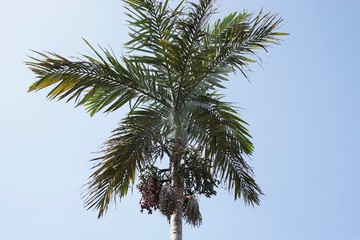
top-left (137, 169), bottom-right (162, 214)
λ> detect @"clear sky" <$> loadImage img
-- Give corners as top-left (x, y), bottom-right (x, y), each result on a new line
top-left (1, 0), bottom-right (359, 239)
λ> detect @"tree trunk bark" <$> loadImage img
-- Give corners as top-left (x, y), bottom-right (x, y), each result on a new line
top-left (168, 111), bottom-right (187, 240)
top-left (169, 139), bottom-right (183, 240)
top-left (169, 192), bottom-right (183, 240)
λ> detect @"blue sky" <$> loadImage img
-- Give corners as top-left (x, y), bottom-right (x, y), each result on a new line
top-left (1, 0), bottom-right (359, 239)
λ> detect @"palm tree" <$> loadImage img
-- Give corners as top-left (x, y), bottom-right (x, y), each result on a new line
top-left (27, 0), bottom-right (286, 239)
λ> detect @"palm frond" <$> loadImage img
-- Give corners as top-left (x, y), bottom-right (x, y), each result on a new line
top-left (124, 0), bottom-right (187, 102)
top-left (183, 11), bottom-right (287, 101)
top-left (84, 104), bottom-right (170, 217)
top-left (124, 0), bottom-right (184, 54)
top-left (209, 11), bottom-right (285, 72)
top-left (173, 0), bottom-right (217, 110)
top-left (185, 94), bottom-right (262, 205)
top-left (26, 42), bottom-right (169, 116)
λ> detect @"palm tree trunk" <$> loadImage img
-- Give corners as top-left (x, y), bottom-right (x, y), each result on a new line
top-left (169, 193), bottom-right (183, 240)
top-left (169, 140), bottom-right (183, 240)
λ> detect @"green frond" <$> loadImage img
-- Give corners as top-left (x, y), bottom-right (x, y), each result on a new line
top-left (84, 104), bottom-right (171, 217)
top-left (182, 11), bottom-right (286, 101)
top-left (124, 0), bottom-right (184, 55)
top-left (172, 0), bottom-right (217, 110)
top-left (26, 44), bottom-right (169, 116)
top-left (185, 94), bottom-right (262, 205)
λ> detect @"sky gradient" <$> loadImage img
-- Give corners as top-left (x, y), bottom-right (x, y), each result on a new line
top-left (1, 0), bottom-right (359, 239)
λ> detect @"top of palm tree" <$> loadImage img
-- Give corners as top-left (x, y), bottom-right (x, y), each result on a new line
top-left (27, 0), bottom-right (287, 218)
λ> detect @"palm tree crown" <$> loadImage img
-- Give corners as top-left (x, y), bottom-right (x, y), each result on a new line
top-left (27, 0), bottom-right (286, 230)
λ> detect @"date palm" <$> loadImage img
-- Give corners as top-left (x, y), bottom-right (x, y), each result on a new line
top-left (27, 0), bottom-right (286, 239)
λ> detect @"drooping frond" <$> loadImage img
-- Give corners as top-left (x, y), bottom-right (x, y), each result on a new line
top-left (84, 104), bottom-right (170, 217)
top-left (185, 94), bottom-right (263, 205)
